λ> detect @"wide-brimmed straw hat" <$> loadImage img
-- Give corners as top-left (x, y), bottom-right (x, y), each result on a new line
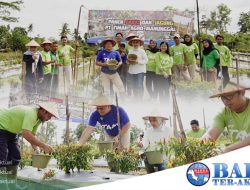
top-left (125, 33), bottom-right (138, 41)
top-left (25, 40), bottom-right (40, 47)
top-left (209, 87), bottom-right (250, 98)
top-left (128, 37), bottom-right (144, 46)
top-left (89, 94), bottom-right (112, 106)
top-left (101, 38), bottom-right (116, 47)
top-left (173, 33), bottom-right (181, 39)
top-left (41, 39), bottom-right (52, 46)
top-left (142, 109), bottom-right (168, 120)
top-left (38, 102), bottom-right (59, 118)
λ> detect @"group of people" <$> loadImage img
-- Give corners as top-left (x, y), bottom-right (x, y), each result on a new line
top-left (0, 84), bottom-right (249, 176)
top-left (22, 35), bottom-right (75, 97)
top-left (96, 32), bottom-right (233, 104)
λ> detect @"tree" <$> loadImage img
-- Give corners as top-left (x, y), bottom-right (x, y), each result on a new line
top-left (238, 11), bottom-right (250, 33)
top-left (0, 1), bottom-right (23, 22)
top-left (0, 25), bottom-right (11, 49)
top-left (60, 23), bottom-right (70, 36)
top-left (205, 4), bottom-right (232, 33)
top-left (36, 121), bottom-right (57, 146)
top-left (27, 23), bottom-right (33, 33)
top-left (7, 27), bottom-right (30, 51)
top-left (163, 6), bottom-right (177, 12)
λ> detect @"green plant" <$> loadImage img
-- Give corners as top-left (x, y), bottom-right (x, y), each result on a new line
top-left (172, 79), bottom-right (217, 98)
top-left (42, 169), bottom-right (56, 180)
top-left (53, 144), bottom-right (94, 173)
top-left (19, 149), bottom-right (32, 169)
top-left (166, 137), bottom-right (220, 168)
top-left (106, 147), bottom-right (141, 173)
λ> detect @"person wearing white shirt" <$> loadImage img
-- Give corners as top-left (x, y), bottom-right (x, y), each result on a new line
top-left (127, 38), bottom-right (148, 100)
top-left (138, 110), bottom-right (173, 173)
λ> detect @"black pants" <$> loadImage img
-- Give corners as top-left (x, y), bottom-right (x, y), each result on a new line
top-left (146, 71), bottom-right (158, 99)
top-left (216, 66), bottom-right (230, 88)
top-left (24, 73), bottom-right (37, 95)
top-left (42, 73), bottom-right (52, 95)
top-left (155, 75), bottom-right (171, 104)
top-left (0, 130), bottom-right (20, 168)
top-left (51, 74), bottom-right (59, 95)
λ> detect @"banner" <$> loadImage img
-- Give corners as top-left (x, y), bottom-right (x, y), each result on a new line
top-left (88, 10), bottom-right (195, 41)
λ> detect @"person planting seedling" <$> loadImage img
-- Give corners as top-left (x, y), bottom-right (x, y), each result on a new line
top-left (202, 87), bottom-right (250, 153)
top-left (0, 102), bottom-right (58, 176)
top-left (79, 94), bottom-right (131, 149)
top-left (138, 109), bottom-right (173, 173)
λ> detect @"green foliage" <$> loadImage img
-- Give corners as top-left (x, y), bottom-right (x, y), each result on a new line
top-left (0, 1), bottom-right (23, 22)
top-left (202, 3), bottom-right (232, 34)
top-left (60, 23), bottom-right (71, 36)
top-left (7, 27), bottom-right (30, 51)
top-left (42, 169), bottom-right (56, 180)
top-left (36, 121), bottom-right (57, 146)
top-left (172, 79), bottom-right (217, 99)
top-left (238, 11), bottom-right (250, 33)
top-left (53, 144), bottom-right (94, 173)
top-left (74, 124), bottom-right (102, 141)
top-left (0, 25), bottom-right (11, 49)
top-left (130, 125), bottom-right (143, 145)
top-left (166, 138), bottom-right (220, 168)
top-left (19, 149), bottom-right (32, 169)
top-left (106, 147), bottom-right (141, 173)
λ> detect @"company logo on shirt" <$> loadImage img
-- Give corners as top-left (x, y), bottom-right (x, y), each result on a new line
top-left (101, 123), bottom-right (118, 131)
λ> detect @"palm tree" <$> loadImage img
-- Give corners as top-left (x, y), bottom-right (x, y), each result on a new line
top-left (0, 1), bottom-right (23, 22)
top-left (60, 23), bottom-right (71, 36)
top-left (27, 24), bottom-right (33, 33)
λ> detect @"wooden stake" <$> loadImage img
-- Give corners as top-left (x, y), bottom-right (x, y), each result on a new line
top-left (171, 87), bottom-right (186, 140)
top-left (65, 95), bottom-right (70, 145)
top-left (236, 58), bottom-right (239, 88)
top-left (203, 108), bottom-right (207, 131)
top-left (115, 93), bottom-right (121, 147)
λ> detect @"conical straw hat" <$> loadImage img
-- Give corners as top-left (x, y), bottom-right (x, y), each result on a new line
top-left (142, 109), bottom-right (168, 120)
top-left (209, 87), bottom-right (250, 98)
top-left (25, 40), bottom-right (40, 47)
top-left (89, 94), bottom-right (112, 106)
top-left (38, 102), bottom-right (59, 118)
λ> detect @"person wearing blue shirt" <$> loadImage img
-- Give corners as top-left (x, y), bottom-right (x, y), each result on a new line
top-left (96, 39), bottom-right (125, 96)
top-left (79, 94), bottom-right (131, 148)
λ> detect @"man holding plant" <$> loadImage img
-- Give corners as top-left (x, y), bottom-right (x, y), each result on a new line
top-left (79, 94), bottom-right (131, 148)
top-left (202, 87), bottom-right (250, 153)
top-left (0, 102), bottom-right (58, 176)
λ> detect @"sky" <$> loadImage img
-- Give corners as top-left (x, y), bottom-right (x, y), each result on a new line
top-left (5, 0), bottom-right (250, 39)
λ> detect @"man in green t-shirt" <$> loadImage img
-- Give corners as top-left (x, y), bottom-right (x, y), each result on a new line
top-left (214, 34), bottom-right (232, 89)
top-left (113, 32), bottom-right (124, 50)
top-left (170, 34), bottom-right (191, 81)
top-left (58, 35), bottom-right (75, 93)
top-left (41, 40), bottom-right (55, 95)
top-left (50, 41), bottom-right (62, 94)
top-left (202, 87), bottom-right (250, 153)
top-left (186, 119), bottom-right (206, 138)
top-left (0, 102), bottom-right (58, 176)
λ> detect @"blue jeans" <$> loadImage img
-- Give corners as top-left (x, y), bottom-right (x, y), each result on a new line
top-left (127, 73), bottom-right (145, 98)
top-left (0, 129), bottom-right (21, 167)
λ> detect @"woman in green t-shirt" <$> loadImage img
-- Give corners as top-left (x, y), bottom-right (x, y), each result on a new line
top-left (202, 39), bottom-right (220, 82)
top-left (145, 40), bottom-right (159, 100)
top-left (155, 41), bottom-right (173, 103)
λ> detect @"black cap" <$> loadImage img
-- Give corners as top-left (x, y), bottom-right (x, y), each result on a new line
top-left (190, 119), bottom-right (199, 125)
